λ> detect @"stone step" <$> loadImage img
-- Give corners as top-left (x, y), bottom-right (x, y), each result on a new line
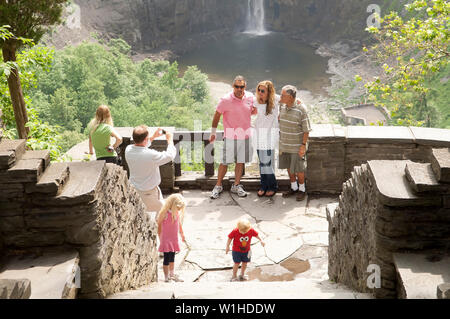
top-left (28, 161), bottom-right (106, 207)
top-left (25, 162), bottom-right (70, 196)
top-left (0, 157), bottom-right (45, 184)
top-left (0, 248), bottom-right (80, 299)
top-left (405, 162), bottom-right (450, 193)
top-left (394, 252), bottom-right (450, 299)
top-left (367, 160), bottom-right (441, 207)
top-left (21, 150), bottom-right (51, 171)
top-left (0, 139), bottom-right (26, 170)
top-left (108, 279), bottom-right (373, 299)
top-left (431, 148), bottom-right (450, 183)
top-left (186, 175), bottom-right (291, 191)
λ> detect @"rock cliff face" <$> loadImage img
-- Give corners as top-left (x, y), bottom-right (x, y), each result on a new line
top-left (265, 0), bottom-right (401, 43)
top-left (75, 0), bottom-right (247, 51)
top-left (67, 0), bottom-right (406, 53)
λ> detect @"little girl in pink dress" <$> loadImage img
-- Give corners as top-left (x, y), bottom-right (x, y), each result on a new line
top-left (157, 194), bottom-right (187, 282)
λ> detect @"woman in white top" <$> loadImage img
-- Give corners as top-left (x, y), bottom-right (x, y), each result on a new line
top-left (254, 80), bottom-right (279, 197)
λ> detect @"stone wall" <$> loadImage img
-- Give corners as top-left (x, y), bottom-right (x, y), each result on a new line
top-left (327, 149), bottom-right (450, 298)
top-left (307, 124), bottom-right (450, 194)
top-left (0, 139), bottom-right (158, 298)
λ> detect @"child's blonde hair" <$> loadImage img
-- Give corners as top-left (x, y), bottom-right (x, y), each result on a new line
top-left (157, 194), bottom-right (186, 224)
top-left (88, 105), bottom-right (114, 135)
top-left (237, 218), bottom-right (251, 234)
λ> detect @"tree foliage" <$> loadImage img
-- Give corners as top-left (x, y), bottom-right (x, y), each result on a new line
top-left (0, 0), bottom-right (69, 138)
top-left (0, 35), bottom-right (67, 161)
top-left (30, 39), bottom-right (214, 138)
top-left (358, 0), bottom-right (449, 127)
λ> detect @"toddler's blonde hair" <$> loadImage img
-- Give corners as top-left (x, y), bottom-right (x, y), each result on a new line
top-left (157, 193), bottom-right (186, 224)
top-left (237, 218), bottom-right (251, 234)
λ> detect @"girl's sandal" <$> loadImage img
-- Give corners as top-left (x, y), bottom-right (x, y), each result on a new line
top-left (257, 190), bottom-right (266, 197)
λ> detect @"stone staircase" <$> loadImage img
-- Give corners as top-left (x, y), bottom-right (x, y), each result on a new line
top-left (0, 139), bottom-right (158, 299)
top-left (107, 189), bottom-right (374, 300)
top-left (327, 147), bottom-right (450, 299)
top-left (0, 139), bottom-right (78, 299)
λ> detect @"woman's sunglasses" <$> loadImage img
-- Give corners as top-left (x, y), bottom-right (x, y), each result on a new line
top-left (258, 88), bottom-right (266, 93)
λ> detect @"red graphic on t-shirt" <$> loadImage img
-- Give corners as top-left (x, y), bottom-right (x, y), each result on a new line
top-left (228, 228), bottom-right (258, 253)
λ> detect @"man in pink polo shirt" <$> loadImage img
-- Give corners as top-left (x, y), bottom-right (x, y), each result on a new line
top-left (209, 75), bottom-right (256, 199)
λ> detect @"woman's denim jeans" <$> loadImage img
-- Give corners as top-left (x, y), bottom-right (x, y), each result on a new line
top-left (257, 149), bottom-right (278, 192)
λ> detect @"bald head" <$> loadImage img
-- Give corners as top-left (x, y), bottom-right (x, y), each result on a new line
top-left (133, 125), bottom-right (149, 144)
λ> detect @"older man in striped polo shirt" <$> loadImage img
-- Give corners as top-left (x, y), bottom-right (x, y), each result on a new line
top-left (278, 85), bottom-right (312, 201)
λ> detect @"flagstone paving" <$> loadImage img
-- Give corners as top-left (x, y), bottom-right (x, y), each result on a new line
top-left (154, 190), bottom-right (338, 281)
top-left (111, 190), bottom-right (373, 299)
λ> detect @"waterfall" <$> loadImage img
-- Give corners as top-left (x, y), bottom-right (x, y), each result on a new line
top-left (245, 0), bottom-right (268, 35)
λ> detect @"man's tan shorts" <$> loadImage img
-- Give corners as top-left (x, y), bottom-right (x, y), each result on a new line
top-left (221, 138), bottom-right (253, 165)
top-left (279, 152), bottom-right (306, 174)
top-left (137, 186), bottom-right (164, 213)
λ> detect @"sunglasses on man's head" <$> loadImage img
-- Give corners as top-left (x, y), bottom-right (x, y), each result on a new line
top-left (234, 85), bottom-right (245, 89)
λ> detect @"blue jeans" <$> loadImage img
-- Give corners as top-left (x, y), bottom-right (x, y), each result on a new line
top-left (257, 149), bottom-right (278, 192)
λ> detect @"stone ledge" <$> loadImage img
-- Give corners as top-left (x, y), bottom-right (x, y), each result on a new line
top-left (394, 253), bottom-right (450, 299)
top-left (0, 139), bottom-right (26, 170)
top-left (431, 148), bottom-right (450, 183)
top-left (309, 124), bottom-right (345, 142)
top-left (25, 162), bottom-right (70, 196)
top-left (405, 162), bottom-right (450, 194)
top-left (28, 161), bottom-right (106, 207)
top-left (21, 150), bottom-right (50, 170)
top-left (409, 127), bottom-right (450, 147)
top-left (368, 160), bottom-right (442, 207)
top-left (0, 158), bottom-right (44, 183)
top-left (346, 126), bottom-right (415, 144)
top-left (0, 249), bottom-right (79, 299)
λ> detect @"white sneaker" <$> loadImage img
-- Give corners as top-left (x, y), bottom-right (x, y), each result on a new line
top-left (231, 184), bottom-right (247, 197)
top-left (170, 274), bottom-right (184, 282)
top-left (210, 185), bottom-right (223, 199)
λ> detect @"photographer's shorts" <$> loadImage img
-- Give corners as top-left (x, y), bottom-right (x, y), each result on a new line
top-left (137, 186), bottom-right (164, 212)
top-left (221, 138), bottom-right (253, 165)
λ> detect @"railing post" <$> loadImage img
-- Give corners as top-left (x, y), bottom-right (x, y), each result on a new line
top-left (204, 136), bottom-right (214, 177)
top-left (173, 132), bottom-right (184, 177)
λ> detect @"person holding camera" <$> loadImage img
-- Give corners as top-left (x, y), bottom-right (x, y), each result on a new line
top-left (125, 125), bottom-right (176, 212)
top-left (88, 105), bottom-right (122, 164)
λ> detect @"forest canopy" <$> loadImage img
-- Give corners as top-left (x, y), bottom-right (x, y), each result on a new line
top-left (1, 37), bottom-right (214, 158)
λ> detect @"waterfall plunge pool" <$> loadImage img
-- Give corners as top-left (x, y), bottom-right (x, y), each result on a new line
top-left (178, 32), bottom-right (331, 96)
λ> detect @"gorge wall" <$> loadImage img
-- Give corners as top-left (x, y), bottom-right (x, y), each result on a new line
top-left (265, 0), bottom-right (404, 44)
top-left (66, 0), bottom-right (407, 54)
top-left (74, 0), bottom-right (248, 52)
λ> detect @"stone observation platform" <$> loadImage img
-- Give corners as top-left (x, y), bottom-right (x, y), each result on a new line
top-left (1, 124), bottom-right (449, 299)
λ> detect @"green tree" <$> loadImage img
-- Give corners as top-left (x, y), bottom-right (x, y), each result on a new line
top-left (0, 0), bottom-right (68, 139)
top-left (358, 0), bottom-right (449, 127)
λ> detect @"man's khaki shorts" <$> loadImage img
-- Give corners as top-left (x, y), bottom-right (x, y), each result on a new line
top-left (137, 186), bottom-right (164, 213)
top-left (221, 138), bottom-right (253, 165)
top-left (279, 152), bottom-right (306, 173)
